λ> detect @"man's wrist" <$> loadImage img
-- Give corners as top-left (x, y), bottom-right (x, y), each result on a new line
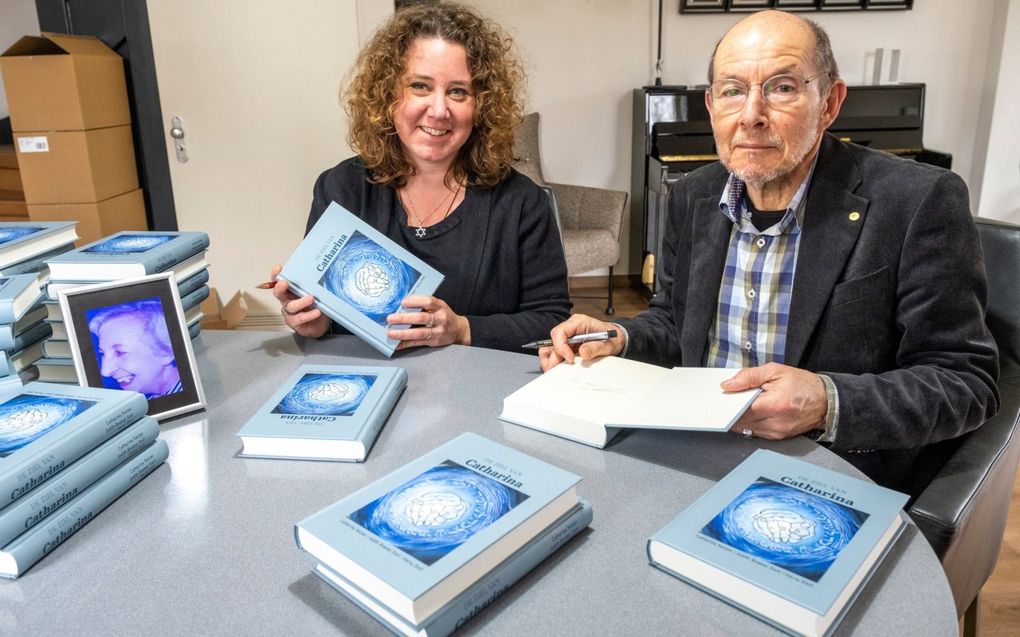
top-left (810, 374), bottom-right (839, 443)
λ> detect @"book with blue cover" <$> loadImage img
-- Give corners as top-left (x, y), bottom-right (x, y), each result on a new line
top-left (33, 357), bottom-right (77, 384)
top-left (45, 230), bottom-right (210, 281)
top-left (0, 243), bottom-right (74, 277)
top-left (180, 284), bottom-right (210, 312)
top-left (0, 272), bottom-right (46, 324)
top-left (176, 267), bottom-right (210, 298)
top-left (0, 382), bottom-right (149, 509)
top-left (236, 364), bottom-right (407, 462)
top-left (294, 432), bottom-right (582, 625)
top-left (0, 303), bottom-right (47, 350)
top-left (0, 416), bottom-right (159, 546)
top-left (314, 499), bottom-right (593, 637)
top-left (647, 449), bottom-right (908, 637)
top-left (2, 321), bottom-right (50, 356)
top-left (0, 222), bottom-right (78, 270)
top-left (278, 201), bottom-right (444, 357)
top-left (0, 437), bottom-right (168, 578)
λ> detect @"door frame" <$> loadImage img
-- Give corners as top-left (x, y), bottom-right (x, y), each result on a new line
top-left (35, 0), bottom-right (177, 230)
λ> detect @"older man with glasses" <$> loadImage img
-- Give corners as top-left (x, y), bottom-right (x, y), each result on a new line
top-left (542, 9), bottom-right (998, 498)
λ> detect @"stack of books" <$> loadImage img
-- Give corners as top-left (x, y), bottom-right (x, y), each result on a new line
top-left (0, 221), bottom-right (78, 381)
top-left (38, 231), bottom-right (210, 383)
top-left (0, 381), bottom-right (166, 578)
top-left (0, 271), bottom-right (50, 381)
top-left (295, 432), bottom-right (591, 637)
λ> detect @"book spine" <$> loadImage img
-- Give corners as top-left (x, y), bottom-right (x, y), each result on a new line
top-left (278, 276), bottom-right (396, 358)
top-left (9, 322), bottom-right (51, 354)
top-left (142, 236), bottom-right (210, 274)
top-left (0, 392), bottom-right (149, 509)
top-left (0, 439), bottom-right (168, 578)
top-left (188, 322), bottom-right (201, 339)
top-left (176, 268), bottom-right (210, 298)
top-left (354, 370), bottom-right (407, 461)
top-left (180, 285), bottom-right (210, 312)
top-left (314, 499), bottom-right (593, 637)
top-left (0, 299), bottom-right (13, 325)
top-left (0, 326), bottom-right (13, 351)
top-left (425, 499), bottom-right (593, 636)
top-left (0, 417), bottom-right (159, 546)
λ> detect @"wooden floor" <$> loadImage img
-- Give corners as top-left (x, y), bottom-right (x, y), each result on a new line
top-left (569, 279), bottom-right (1020, 637)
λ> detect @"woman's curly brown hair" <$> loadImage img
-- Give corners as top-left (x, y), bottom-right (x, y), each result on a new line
top-left (343, 2), bottom-right (525, 188)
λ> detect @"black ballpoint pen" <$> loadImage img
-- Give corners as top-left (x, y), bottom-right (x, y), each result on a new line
top-left (522, 329), bottom-right (618, 349)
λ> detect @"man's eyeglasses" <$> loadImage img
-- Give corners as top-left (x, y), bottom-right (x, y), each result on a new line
top-left (707, 74), bottom-right (817, 115)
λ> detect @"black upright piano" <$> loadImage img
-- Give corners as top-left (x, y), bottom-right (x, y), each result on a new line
top-left (630, 83), bottom-right (952, 293)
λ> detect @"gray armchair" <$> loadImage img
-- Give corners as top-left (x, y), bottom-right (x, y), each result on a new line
top-left (907, 217), bottom-right (1020, 637)
top-left (513, 113), bottom-right (628, 315)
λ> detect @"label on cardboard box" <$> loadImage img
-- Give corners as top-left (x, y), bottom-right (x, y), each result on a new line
top-left (17, 136), bottom-right (49, 153)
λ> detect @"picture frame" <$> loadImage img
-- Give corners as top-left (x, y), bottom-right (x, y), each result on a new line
top-left (57, 272), bottom-right (205, 421)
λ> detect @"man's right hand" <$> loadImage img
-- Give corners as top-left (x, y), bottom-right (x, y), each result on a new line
top-left (539, 314), bottom-right (626, 372)
top-left (269, 264), bottom-right (331, 338)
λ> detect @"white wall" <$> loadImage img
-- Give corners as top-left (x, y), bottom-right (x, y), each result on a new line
top-left (977, 0), bottom-right (1020, 223)
top-left (0, 0), bottom-right (41, 119)
top-left (472, 0), bottom-right (1006, 274)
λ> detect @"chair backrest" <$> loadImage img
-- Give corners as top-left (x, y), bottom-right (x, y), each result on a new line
top-left (977, 217), bottom-right (1020, 369)
top-left (512, 112), bottom-right (547, 186)
top-left (907, 216), bottom-right (1020, 618)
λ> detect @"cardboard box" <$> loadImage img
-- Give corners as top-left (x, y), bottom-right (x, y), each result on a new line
top-left (0, 33), bottom-right (131, 132)
top-left (14, 125), bottom-right (138, 204)
top-left (200, 288), bottom-right (248, 330)
top-left (28, 188), bottom-right (147, 244)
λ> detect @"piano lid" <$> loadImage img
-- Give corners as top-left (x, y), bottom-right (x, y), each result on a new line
top-left (650, 83), bottom-right (931, 162)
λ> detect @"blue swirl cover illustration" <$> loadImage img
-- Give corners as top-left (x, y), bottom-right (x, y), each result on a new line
top-left (319, 231), bottom-right (422, 326)
top-left (0, 394), bottom-right (97, 456)
top-left (349, 460), bottom-right (529, 566)
top-left (0, 226), bottom-right (44, 245)
top-left (271, 373), bottom-right (377, 417)
top-left (700, 477), bottom-right (867, 582)
top-left (84, 234), bottom-right (174, 254)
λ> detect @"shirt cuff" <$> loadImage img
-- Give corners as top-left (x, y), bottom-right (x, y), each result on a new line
top-left (812, 374), bottom-right (840, 444)
top-left (610, 322), bottom-right (630, 358)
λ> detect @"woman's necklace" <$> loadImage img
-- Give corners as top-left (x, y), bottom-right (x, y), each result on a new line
top-left (402, 182), bottom-right (461, 239)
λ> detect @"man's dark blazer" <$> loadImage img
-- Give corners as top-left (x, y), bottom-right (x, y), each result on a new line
top-left (618, 133), bottom-right (999, 495)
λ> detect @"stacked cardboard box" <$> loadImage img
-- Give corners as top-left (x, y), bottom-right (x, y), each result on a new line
top-left (0, 145), bottom-right (27, 221)
top-left (0, 33), bottom-right (147, 243)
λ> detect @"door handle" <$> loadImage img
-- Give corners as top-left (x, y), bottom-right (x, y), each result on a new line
top-left (170, 116), bottom-right (189, 163)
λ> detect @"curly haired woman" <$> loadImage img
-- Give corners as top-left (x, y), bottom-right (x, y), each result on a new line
top-left (271, 2), bottom-right (570, 353)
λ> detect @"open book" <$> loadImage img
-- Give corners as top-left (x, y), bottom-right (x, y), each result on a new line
top-left (499, 356), bottom-right (760, 448)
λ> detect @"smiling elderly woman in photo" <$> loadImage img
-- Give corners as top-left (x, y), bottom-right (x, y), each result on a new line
top-left (269, 1), bottom-right (570, 353)
top-left (88, 299), bottom-right (182, 399)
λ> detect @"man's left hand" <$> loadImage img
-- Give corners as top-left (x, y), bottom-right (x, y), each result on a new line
top-left (724, 363), bottom-right (828, 440)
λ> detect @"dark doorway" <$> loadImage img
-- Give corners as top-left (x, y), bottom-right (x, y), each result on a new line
top-left (35, 0), bottom-right (177, 230)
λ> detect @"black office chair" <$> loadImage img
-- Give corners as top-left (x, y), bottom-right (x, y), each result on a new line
top-left (907, 217), bottom-right (1020, 637)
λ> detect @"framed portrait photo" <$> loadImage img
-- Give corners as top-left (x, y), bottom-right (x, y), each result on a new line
top-left (57, 272), bottom-right (206, 421)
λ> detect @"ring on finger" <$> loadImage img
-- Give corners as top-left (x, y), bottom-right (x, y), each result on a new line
top-left (425, 327), bottom-right (433, 341)
top-left (425, 312), bottom-right (435, 328)
top-left (742, 428), bottom-right (753, 439)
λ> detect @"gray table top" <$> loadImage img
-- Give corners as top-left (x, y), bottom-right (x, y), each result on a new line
top-left (3, 331), bottom-right (957, 636)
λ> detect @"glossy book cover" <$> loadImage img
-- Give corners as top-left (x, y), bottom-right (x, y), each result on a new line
top-left (0, 382), bottom-right (149, 509)
top-left (295, 432), bottom-right (580, 624)
top-left (0, 222), bottom-right (77, 270)
top-left (46, 231), bottom-right (210, 280)
top-left (236, 364), bottom-right (407, 461)
top-left (279, 202), bottom-right (444, 357)
top-left (649, 449), bottom-right (907, 624)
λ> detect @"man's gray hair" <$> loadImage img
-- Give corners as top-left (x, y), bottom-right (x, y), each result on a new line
top-left (707, 12), bottom-right (840, 91)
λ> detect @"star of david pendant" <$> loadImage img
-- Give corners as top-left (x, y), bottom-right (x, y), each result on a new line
top-left (415, 226), bottom-right (427, 239)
